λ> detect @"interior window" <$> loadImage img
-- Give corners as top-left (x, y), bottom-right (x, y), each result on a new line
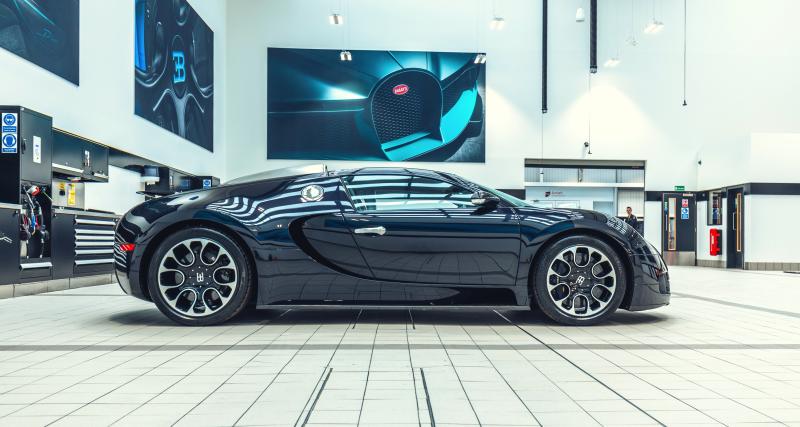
top-left (344, 175), bottom-right (474, 212)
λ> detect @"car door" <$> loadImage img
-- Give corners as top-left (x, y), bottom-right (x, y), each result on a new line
top-left (340, 173), bottom-right (521, 285)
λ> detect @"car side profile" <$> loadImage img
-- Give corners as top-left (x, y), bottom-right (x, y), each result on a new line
top-left (114, 165), bottom-right (670, 326)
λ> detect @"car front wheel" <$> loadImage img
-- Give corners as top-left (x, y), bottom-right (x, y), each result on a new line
top-left (147, 227), bottom-right (253, 326)
top-left (532, 235), bottom-right (626, 326)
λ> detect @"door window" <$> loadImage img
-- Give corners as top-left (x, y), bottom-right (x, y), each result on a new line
top-left (343, 175), bottom-right (473, 212)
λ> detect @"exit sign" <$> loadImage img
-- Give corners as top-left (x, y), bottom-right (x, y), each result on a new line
top-left (674, 185), bottom-right (685, 191)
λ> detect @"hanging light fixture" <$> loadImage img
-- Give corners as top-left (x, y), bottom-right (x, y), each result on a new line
top-left (643, 0), bottom-right (664, 34)
top-left (575, 7), bottom-right (586, 22)
top-left (329, 13), bottom-right (343, 25)
top-left (473, 53), bottom-right (487, 64)
top-left (603, 57), bottom-right (621, 67)
top-left (489, 17), bottom-right (506, 30)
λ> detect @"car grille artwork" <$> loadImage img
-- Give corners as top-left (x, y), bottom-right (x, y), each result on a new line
top-left (0, 0), bottom-right (79, 84)
top-left (134, 0), bottom-right (214, 151)
top-left (267, 48), bottom-right (485, 162)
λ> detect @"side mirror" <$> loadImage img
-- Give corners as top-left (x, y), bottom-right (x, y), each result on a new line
top-left (471, 190), bottom-right (500, 207)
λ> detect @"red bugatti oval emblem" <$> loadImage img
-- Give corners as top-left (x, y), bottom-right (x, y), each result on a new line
top-left (393, 84), bottom-right (409, 95)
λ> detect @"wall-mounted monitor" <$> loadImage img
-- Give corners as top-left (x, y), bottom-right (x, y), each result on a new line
top-left (134, 0), bottom-right (214, 151)
top-left (267, 48), bottom-right (485, 163)
top-left (0, 0), bottom-right (80, 84)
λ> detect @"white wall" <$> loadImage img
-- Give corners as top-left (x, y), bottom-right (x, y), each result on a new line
top-left (0, 0), bottom-right (228, 213)
top-left (84, 166), bottom-right (145, 215)
top-left (745, 195), bottom-right (800, 264)
top-left (225, 0), bottom-right (800, 192)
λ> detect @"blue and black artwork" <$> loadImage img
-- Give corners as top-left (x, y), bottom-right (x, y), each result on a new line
top-left (268, 48), bottom-right (485, 162)
top-left (0, 0), bottom-right (79, 84)
top-left (135, 0), bottom-right (214, 151)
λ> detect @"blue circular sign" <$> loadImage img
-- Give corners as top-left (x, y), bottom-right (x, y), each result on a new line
top-left (2, 134), bottom-right (16, 147)
top-left (2, 114), bottom-right (15, 126)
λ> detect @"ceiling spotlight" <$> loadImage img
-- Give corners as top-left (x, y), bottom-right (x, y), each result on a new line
top-left (329, 13), bottom-right (343, 25)
top-left (489, 17), bottom-right (506, 30)
top-left (339, 50), bottom-right (352, 61)
top-left (643, 19), bottom-right (665, 34)
top-left (603, 57), bottom-right (621, 68)
top-left (473, 53), bottom-right (487, 64)
top-left (575, 7), bottom-right (586, 22)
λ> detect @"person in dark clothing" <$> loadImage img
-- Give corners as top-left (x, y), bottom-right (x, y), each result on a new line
top-left (624, 206), bottom-right (639, 229)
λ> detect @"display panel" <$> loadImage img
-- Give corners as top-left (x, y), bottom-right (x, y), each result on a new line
top-left (268, 48), bottom-right (485, 162)
top-left (0, 0), bottom-right (79, 84)
top-left (134, 0), bottom-right (214, 151)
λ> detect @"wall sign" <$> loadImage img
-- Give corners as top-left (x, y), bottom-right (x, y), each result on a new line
top-left (267, 48), bottom-right (485, 162)
top-left (1, 113), bottom-right (18, 154)
top-left (134, 0), bottom-right (214, 151)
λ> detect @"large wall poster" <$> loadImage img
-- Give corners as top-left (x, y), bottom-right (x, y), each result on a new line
top-left (135, 0), bottom-right (214, 152)
top-left (268, 48), bottom-right (485, 162)
top-left (0, 0), bottom-right (80, 84)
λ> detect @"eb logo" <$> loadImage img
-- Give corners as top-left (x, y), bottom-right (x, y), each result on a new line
top-left (172, 51), bottom-right (186, 84)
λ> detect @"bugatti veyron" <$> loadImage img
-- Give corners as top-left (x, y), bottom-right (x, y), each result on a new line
top-left (114, 165), bottom-right (670, 326)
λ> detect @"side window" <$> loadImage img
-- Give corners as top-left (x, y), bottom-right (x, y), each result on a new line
top-left (344, 175), bottom-right (474, 212)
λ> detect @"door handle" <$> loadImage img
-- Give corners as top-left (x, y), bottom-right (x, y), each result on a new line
top-left (354, 226), bottom-right (386, 236)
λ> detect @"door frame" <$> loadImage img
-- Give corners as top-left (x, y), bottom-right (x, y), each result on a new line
top-left (661, 192), bottom-right (697, 266)
top-left (725, 187), bottom-right (745, 269)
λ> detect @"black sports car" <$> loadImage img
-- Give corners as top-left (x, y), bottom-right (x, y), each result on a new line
top-left (115, 165), bottom-right (669, 326)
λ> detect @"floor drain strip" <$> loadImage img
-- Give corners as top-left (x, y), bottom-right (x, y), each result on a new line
top-left (420, 368), bottom-right (435, 427)
top-left (299, 367), bottom-right (333, 427)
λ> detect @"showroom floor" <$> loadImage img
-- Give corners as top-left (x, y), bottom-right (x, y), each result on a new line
top-left (0, 267), bottom-right (799, 427)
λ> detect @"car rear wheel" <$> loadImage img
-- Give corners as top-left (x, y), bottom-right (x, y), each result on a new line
top-left (147, 227), bottom-right (253, 326)
top-left (532, 235), bottom-right (626, 326)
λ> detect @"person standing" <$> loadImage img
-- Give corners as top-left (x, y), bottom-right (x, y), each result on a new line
top-left (624, 206), bottom-right (639, 230)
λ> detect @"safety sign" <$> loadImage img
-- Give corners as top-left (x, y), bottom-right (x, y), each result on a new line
top-left (680, 207), bottom-right (690, 220)
top-left (1, 113), bottom-right (18, 154)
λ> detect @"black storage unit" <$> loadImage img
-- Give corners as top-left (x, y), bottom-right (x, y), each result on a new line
top-left (0, 106), bottom-right (54, 283)
top-left (51, 207), bottom-right (118, 279)
top-left (52, 129), bottom-right (109, 182)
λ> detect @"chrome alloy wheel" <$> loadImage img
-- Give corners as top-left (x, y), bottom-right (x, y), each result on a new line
top-left (546, 245), bottom-right (617, 318)
top-left (157, 238), bottom-right (238, 317)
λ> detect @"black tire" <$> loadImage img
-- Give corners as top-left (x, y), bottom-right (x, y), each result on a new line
top-left (531, 235), bottom-right (627, 326)
top-left (147, 227), bottom-right (253, 326)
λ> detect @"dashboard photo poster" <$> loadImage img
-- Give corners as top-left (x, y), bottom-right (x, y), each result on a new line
top-left (0, 0), bottom-right (80, 84)
top-left (268, 48), bottom-right (486, 162)
top-left (134, 0), bottom-right (214, 151)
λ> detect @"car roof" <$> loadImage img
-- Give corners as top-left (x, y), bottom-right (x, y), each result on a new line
top-left (332, 167), bottom-right (448, 180)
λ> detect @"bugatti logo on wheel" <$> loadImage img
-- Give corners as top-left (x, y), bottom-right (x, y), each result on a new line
top-left (300, 185), bottom-right (325, 202)
top-left (392, 84), bottom-right (409, 95)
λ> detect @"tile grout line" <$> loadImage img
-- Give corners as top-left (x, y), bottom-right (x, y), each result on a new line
top-left (430, 322), bottom-right (482, 426)
top-left (460, 323), bottom-right (542, 426)
top-left (405, 309), bottom-right (422, 427)
top-left (494, 310), bottom-right (667, 427)
top-left (164, 309), bottom-right (294, 427)
top-left (355, 320), bottom-right (379, 427)
top-left (673, 292), bottom-right (800, 319)
top-left (296, 309), bottom-right (361, 426)
top-left (232, 323), bottom-right (325, 427)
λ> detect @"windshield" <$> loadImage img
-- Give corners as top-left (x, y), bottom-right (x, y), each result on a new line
top-left (446, 174), bottom-right (533, 208)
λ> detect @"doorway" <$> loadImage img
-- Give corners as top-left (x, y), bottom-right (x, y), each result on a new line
top-left (726, 187), bottom-right (745, 268)
top-left (662, 192), bottom-right (696, 266)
